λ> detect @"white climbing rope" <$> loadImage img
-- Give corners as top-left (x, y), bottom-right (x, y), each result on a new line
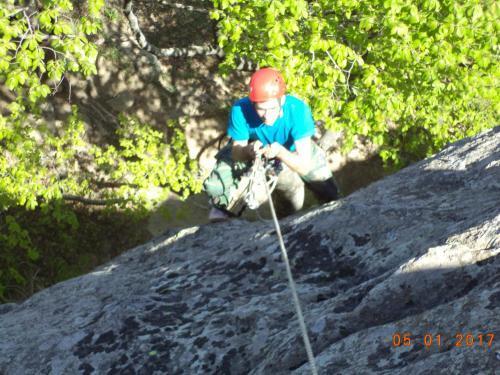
top-left (260, 163), bottom-right (319, 375)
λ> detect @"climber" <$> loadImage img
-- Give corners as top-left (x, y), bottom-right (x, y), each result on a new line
top-left (203, 67), bottom-right (339, 222)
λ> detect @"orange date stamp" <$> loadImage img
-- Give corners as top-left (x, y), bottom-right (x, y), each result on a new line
top-left (391, 332), bottom-right (495, 349)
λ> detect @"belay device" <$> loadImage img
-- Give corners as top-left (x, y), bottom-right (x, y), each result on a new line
top-left (225, 155), bottom-right (282, 216)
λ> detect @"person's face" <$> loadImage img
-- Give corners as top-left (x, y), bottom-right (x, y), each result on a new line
top-left (253, 97), bottom-right (283, 125)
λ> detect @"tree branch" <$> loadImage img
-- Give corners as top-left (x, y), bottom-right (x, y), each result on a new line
top-left (122, 0), bottom-right (257, 77)
top-left (62, 194), bottom-right (127, 206)
top-left (160, 0), bottom-right (209, 13)
top-left (123, 0), bottom-right (223, 58)
top-left (326, 50), bottom-right (352, 93)
top-left (195, 133), bottom-right (226, 162)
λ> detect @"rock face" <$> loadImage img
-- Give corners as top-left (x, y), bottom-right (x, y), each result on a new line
top-left (1, 127), bottom-right (499, 374)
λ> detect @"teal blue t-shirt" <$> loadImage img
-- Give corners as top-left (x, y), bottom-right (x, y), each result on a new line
top-left (227, 95), bottom-right (315, 151)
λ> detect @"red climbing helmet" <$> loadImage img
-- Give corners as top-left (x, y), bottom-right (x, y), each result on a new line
top-left (248, 68), bottom-right (286, 102)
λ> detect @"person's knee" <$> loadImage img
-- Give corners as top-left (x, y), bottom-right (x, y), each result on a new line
top-left (275, 183), bottom-right (305, 213)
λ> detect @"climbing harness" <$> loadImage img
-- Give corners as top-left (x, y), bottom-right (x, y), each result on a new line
top-left (259, 160), bottom-right (319, 375)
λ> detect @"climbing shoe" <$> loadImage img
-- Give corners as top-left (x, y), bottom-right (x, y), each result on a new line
top-left (208, 206), bottom-right (230, 222)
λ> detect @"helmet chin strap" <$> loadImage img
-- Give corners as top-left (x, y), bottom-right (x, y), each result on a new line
top-left (278, 95), bottom-right (285, 118)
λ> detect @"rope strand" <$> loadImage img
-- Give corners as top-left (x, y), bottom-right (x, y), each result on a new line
top-left (262, 165), bottom-right (319, 375)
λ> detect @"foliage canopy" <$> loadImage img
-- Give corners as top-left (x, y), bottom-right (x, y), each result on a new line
top-left (212, 0), bottom-right (498, 166)
top-left (0, 0), bottom-right (200, 301)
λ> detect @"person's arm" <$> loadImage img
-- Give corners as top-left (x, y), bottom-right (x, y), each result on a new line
top-left (262, 137), bottom-right (313, 176)
top-left (231, 140), bottom-right (263, 162)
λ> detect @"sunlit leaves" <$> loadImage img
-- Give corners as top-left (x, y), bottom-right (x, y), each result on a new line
top-left (0, 0), bottom-right (105, 105)
top-left (212, 0), bottom-right (498, 168)
top-left (0, 106), bottom-right (201, 213)
top-left (0, 0), bottom-right (111, 300)
top-left (89, 115), bottom-right (202, 203)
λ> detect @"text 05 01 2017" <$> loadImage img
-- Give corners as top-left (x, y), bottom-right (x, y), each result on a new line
top-left (391, 332), bottom-right (496, 349)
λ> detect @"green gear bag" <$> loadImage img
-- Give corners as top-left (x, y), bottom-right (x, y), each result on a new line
top-left (202, 143), bottom-right (251, 210)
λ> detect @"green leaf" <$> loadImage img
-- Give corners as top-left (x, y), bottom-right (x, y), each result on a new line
top-left (6, 74), bottom-right (19, 90)
top-left (17, 51), bottom-right (31, 70)
top-left (0, 57), bottom-right (10, 72)
top-left (28, 37), bottom-right (38, 51)
top-left (391, 23), bottom-right (409, 37)
top-left (359, 16), bottom-right (375, 31)
top-left (39, 11), bottom-right (52, 29)
top-left (27, 247), bottom-right (40, 261)
top-left (9, 267), bottom-right (26, 285)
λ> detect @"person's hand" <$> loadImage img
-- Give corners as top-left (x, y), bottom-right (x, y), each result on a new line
top-left (262, 142), bottom-right (283, 159)
top-left (248, 140), bottom-right (263, 159)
